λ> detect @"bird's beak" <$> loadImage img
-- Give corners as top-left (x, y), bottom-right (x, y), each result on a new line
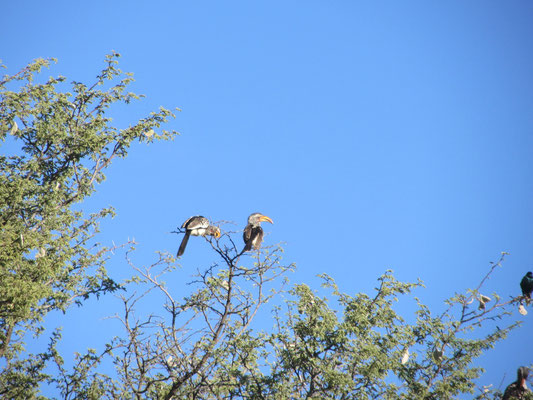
top-left (259, 215), bottom-right (273, 224)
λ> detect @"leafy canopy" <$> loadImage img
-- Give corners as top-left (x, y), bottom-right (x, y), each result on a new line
top-left (0, 56), bottom-right (530, 400)
top-left (0, 53), bottom-right (177, 397)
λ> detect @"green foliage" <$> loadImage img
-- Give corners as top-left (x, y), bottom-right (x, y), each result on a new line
top-left (0, 55), bottom-right (528, 399)
top-left (263, 260), bottom-right (520, 400)
top-left (0, 54), bottom-right (178, 395)
top-left (49, 237), bottom-right (524, 399)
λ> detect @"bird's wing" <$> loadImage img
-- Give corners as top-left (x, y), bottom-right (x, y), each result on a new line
top-left (243, 224), bottom-right (254, 251)
top-left (527, 276), bottom-right (533, 290)
top-left (243, 225), bottom-right (263, 251)
top-left (502, 382), bottom-right (523, 400)
top-left (181, 216), bottom-right (193, 229)
top-left (243, 224), bottom-right (253, 243)
top-left (520, 276), bottom-right (533, 293)
top-left (183, 216), bottom-right (209, 230)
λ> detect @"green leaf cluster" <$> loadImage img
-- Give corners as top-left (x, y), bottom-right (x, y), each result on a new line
top-left (0, 54), bottom-right (178, 398)
top-left (55, 241), bottom-right (524, 400)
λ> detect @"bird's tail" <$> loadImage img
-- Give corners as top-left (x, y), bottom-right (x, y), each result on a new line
top-left (242, 241), bottom-right (252, 252)
top-left (177, 231), bottom-right (191, 257)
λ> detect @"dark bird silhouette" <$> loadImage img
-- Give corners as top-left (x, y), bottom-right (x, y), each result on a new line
top-left (177, 216), bottom-right (220, 257)
top-left (503, 367), bottom-right (531, 400)
top-left (520, 271), bottom-right (533, 300)
top-left (243, 213), bottom-right (273, 252)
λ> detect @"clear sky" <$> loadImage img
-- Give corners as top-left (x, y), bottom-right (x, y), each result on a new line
top-left (2, 0), bottom-right (533, 396)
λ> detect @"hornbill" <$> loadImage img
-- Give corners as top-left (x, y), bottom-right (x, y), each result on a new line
top-left (242, 213), bottom-right (273, 252)
top-left (177, 216), bottom-right (220, 257)
top-left (520, 271), bottom-right (533, 300)
top-left (502, 367), bottom-right (530, 400)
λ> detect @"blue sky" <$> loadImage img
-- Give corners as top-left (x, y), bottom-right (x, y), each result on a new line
top-left (2, 0), bottom-right (533, 395)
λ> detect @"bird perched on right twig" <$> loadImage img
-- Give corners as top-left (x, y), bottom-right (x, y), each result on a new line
top-left (177, 216), bottom-right (220, 257)
top-left (242, 212), bottom-right (273, 252)
top-left (502, 366), bottom-right (531, 400)
top-left (521, 271), bottom-right (533, 303)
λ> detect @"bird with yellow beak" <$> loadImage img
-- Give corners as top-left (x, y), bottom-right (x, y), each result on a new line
top-left (177, 216), bottom-right (221, 257)
top-left (243, 213), bottom-right (273, 252)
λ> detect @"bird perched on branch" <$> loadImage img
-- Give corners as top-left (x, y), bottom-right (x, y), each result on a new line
top-left (520, 271), bottom-right (533, 301)
top-left (177, 216), bottom-right (220, 257)
top-left (502, 366), bottom-right (531, 400)
top-left (243, 213), bottom-right (273, 252)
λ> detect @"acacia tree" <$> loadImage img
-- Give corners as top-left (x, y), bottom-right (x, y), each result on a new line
top-left (49, 238), bottom-right (530, 399)
top-left (1, 56), bottom-right (531, 399)
top-left (0, 54), bottom-right (178, 398)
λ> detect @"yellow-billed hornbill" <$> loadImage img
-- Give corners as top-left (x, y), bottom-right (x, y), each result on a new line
top-left (177, 216), bottom-right (220, 257)
top-left (503, 367), bottom-right (531, 400)
top-left (242, 213), bottom-right (273, 252)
